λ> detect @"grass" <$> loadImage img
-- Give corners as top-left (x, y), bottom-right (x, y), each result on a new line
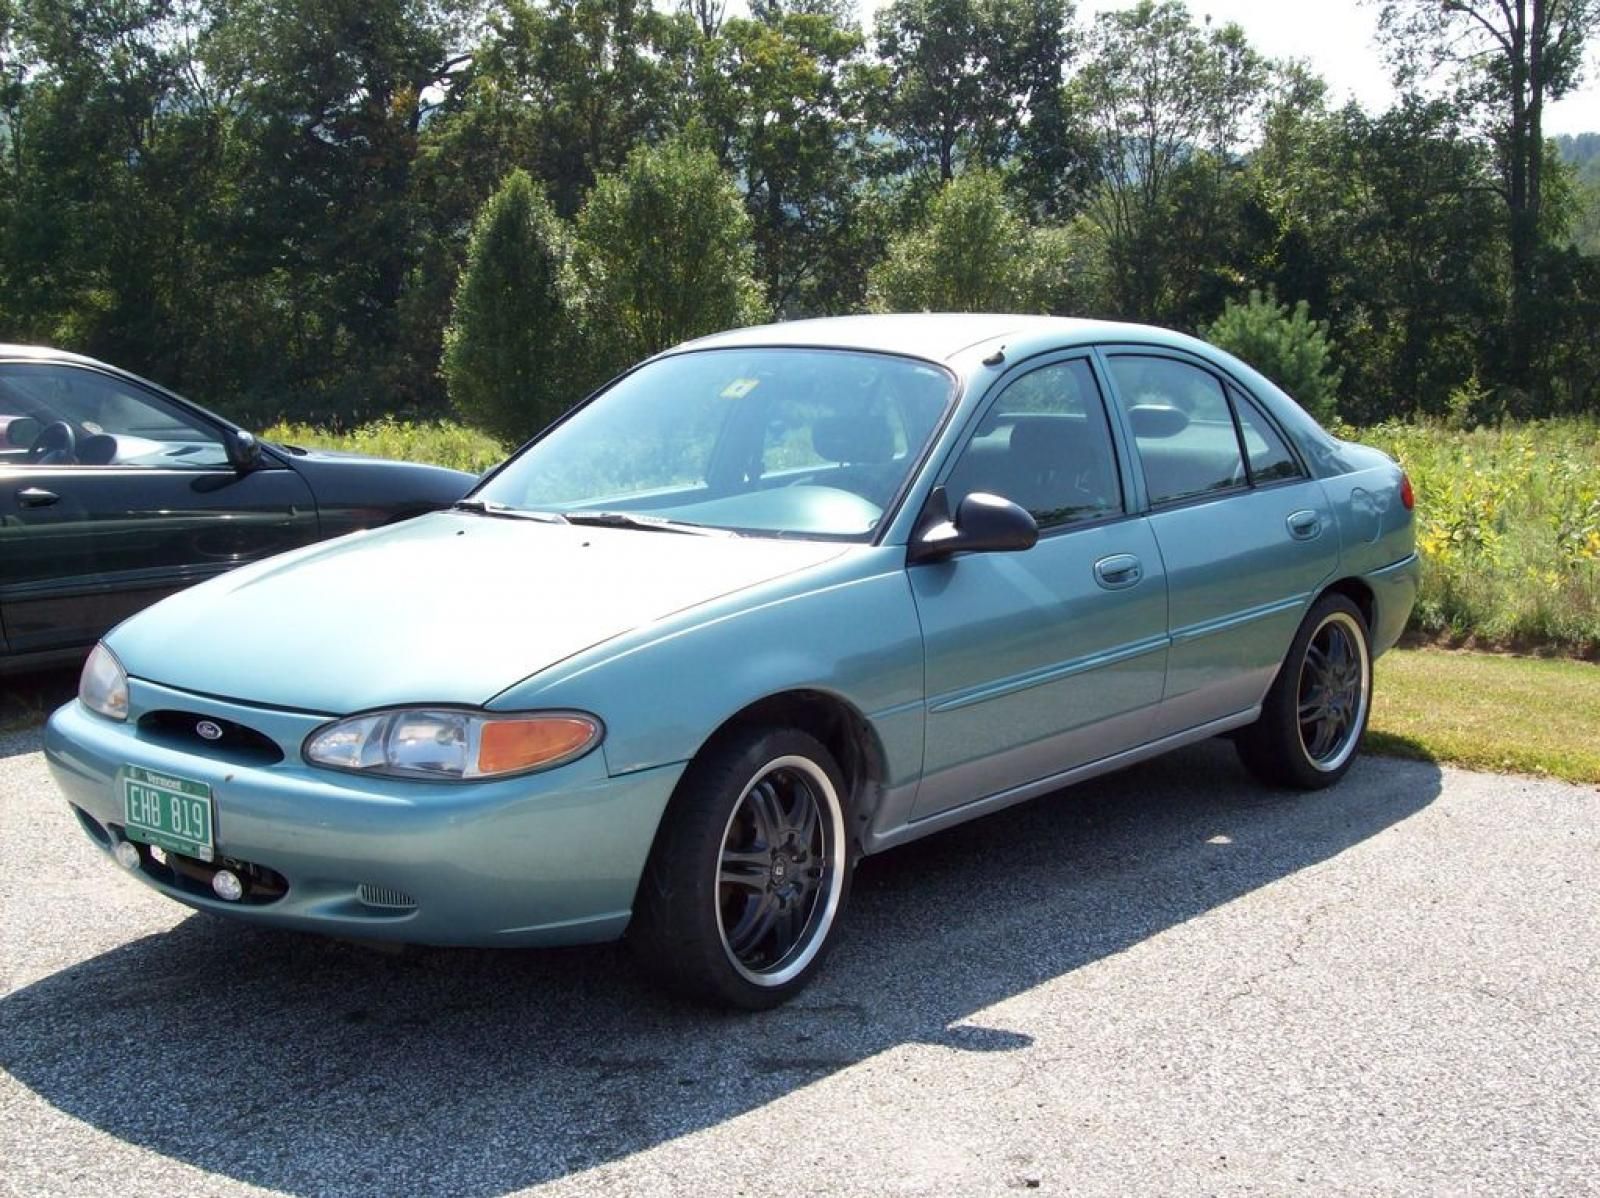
top-left (262, 418), bottom-right (509, 475)
top-left (1368, 647), bottom-right (1600, 784)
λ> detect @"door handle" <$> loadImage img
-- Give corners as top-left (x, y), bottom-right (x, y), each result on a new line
top-left (1094, 554), bottom-right (1143, 590)
top-left (1287, 510), bottom-right (1322, 540)
top-left (16, 486), bottom-right (59, 509)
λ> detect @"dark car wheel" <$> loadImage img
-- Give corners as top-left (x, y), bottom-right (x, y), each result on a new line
top-left (628, 727), bottom-right (852, 1009)
top-left (1236, 593), bottom-right (1372, 790)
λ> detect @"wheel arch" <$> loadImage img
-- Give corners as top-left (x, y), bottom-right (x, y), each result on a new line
top-left (1319, 576), bottom-right (1376, 634)
top-left (690, 688), bottom-right (890, 854)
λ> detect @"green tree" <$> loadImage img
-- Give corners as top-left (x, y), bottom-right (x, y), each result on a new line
top-left (1373, 0), bottom-right (1600, 392)
top-left (1072, 0), bottom-right (1267, 322)
top-left (867, 170), bottom-right (1087, 312)
top-left (696, 9), bottom-right (874, 314)
top-left (478, 0), bottom-right (690, 219)
top-left (1203, 289), bottom-right (1343, 421)
top-left (202, 0), bottom-right (476, 419)
top-left (872, 0), bottom-right (1075, 183)
top-left (570, 138), bottom-right (766, 380)
top-left (442, 170), bottom-right (575, 445)
top-left (1284, 100), bottom-right (1504, 421)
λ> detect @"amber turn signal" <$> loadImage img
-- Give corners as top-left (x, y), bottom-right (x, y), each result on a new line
top-left (477, 716), bottom-right (601, 776)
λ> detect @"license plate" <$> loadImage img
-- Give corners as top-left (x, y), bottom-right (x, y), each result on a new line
top-left (122, 766), bottom-right (215, 862)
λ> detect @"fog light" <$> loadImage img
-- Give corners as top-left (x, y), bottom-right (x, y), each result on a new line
top-left (211, 869), bottom-right (244, 902)
top-left (114, 841), bottom-right (141, 870)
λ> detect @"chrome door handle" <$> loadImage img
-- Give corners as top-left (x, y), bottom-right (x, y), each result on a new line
top-left (16, 487), bottom-right (59, 509)
top-left (1287, 510), bottom-right (1322, 540)
top-left (1094, 554), bottom-right (1143, 590)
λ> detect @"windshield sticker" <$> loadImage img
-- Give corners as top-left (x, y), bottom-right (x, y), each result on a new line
top-left (720, 378), bottom-right (761, 400)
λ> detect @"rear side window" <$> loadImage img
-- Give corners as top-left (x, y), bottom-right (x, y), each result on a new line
top-left (1230, 387), bottom-right (1304, 484)
top-left (1108, 356), bottom-right (1244, 506)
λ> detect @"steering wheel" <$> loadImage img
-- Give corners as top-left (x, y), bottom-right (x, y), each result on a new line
top-left (26, 420), bottom-right (77, 465)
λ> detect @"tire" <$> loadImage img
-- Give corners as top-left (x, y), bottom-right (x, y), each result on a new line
top-left (1236, 593), bottom-right (1373, 790)
top-left (627, 727), bottom-right (853, 1009)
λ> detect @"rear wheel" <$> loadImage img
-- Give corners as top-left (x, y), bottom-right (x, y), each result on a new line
top-left (627, 727), bottom-right (851, 1009)
top-left (1236, 593), bottom-right (1372, 790)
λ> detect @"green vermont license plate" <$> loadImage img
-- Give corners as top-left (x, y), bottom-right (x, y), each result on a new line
top-left (122, 766), bottom-right (215, 862)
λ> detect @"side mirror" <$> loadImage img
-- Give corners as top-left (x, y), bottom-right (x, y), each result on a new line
top-left (908, 487), bottom-right (1039, 564)
top-left (226, 429), bottom-right (262, 472)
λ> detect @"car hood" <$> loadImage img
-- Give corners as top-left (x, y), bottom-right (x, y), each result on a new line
top-left (108, 511), bottom-right (849, 712)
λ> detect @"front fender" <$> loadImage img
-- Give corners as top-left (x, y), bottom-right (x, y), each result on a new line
top-left (490, 550), bottom-right (927, 792)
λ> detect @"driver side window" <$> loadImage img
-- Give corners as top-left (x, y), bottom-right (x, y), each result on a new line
top-left (943, 359), bottom-right (1123, 529)
top-left (0, 363), bottom-right (230, 469)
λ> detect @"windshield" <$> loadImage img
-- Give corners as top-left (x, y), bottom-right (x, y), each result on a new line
top-left (475, 348), bottom-right (957, 540)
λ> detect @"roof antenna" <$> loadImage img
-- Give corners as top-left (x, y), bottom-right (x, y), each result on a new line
top-left (982, 345), bottom-right (1006, 366)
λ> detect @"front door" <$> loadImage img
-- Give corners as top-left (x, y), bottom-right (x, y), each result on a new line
top-left (909, 355), bottom-right (1169, 821)
top-left (0, 361), bottom-right (318, 656)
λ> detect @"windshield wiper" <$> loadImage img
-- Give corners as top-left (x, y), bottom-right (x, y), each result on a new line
top-left (562, 510), bottom-right (734, 537)
top-left (452, 499), bottom-right (569, 523)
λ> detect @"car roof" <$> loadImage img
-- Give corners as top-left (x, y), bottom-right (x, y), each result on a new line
top-left (674, 314), bottom-right (1212, 364)
top-left (0, 343), bottom-right (104, 366)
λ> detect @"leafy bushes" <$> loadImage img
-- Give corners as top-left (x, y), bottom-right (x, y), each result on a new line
top-left (868, 172), bottom-right (1097, 315)
top-left (442, 142), bottom-right (767, 440)
top-left (262, 420), bottom-right (509, 475)
top-left (1362, 418), bottom-right (1600, 656)
top-left (1204, 288), bottom-right (1342, 422)
top-left (571, 140), bottom-right (768, 380)
top-left (441, 171), bottom-right (573, 446)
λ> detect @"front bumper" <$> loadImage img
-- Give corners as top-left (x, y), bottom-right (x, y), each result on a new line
top-left (43, 679), bottom-right (683, 947)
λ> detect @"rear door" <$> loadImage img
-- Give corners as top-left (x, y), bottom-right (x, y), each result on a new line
top-left (908, 354), bottom-right (1169, 820)
top-left (1100, 350), bottom-right (1339, 737)
top-left (0, 361), bottom-right (318, 656)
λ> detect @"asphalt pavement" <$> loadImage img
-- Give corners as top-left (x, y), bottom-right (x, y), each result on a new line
top-left (2, 721), bottom-right (1596, 1197)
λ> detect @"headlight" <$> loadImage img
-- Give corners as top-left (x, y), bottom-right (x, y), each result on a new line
top-left (79, 643), bottom-right (129, 722)
top-left (303, 708), bottom-right (602, 781)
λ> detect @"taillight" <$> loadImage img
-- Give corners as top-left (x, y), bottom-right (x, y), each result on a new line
top-left (1400, 473), bottom-right (1415, 511)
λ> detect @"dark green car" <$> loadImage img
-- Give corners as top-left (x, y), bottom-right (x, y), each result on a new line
top-left (0, 345), bottom-right (475, 672)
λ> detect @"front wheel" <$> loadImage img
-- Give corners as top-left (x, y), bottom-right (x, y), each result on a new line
top-left (627, 728), bottom-right (852, 1009)
top-left (1236, 594), bottom-right (1373, 790)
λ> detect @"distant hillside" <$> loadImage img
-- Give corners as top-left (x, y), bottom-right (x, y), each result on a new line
top-left (1555, 132), bottom-right (1600, 185)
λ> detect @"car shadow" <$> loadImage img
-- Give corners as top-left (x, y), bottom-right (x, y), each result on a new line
top-left (1, 740), bottom-right (1442, 1196)
top-left (0, 667), bottom-right (76, 753)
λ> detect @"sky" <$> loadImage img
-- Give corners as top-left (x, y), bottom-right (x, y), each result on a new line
top-left (857, 0), bottom-right (1600, 136)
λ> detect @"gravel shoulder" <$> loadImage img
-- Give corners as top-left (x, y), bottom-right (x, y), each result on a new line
top-left (2, 726), bottom-right (1596, 1197)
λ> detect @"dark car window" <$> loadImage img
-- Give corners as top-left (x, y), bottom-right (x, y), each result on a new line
top-left (1230, 386), bottom-right (1305, 485)
top-left (1108, 355), bottom-right (1245, 506)
top-left (944, 359), bottom-right (1121, 529)
top-left (0, 363), bottom-right (230, 469)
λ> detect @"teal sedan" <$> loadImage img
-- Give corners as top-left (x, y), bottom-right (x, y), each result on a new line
top-left (44, 315), bottom-right (1418, 1008)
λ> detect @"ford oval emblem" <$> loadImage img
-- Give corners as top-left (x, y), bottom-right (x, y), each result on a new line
top-left (196, 720), bottom-right (224, 742)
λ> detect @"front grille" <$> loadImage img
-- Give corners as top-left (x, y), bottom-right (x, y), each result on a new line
top-left (357, 883), bottom-right (418, 910)
top-left (138, 710), bottom-right (284, 766)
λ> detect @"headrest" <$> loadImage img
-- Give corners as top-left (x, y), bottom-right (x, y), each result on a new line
top-left (812, 408), bottom-right (896, 464)
top-left (1006, 416), bottom-right (1084, 470)
top-left (78, 433), bottom-right (119, 465)
top-left (1128, 403), bottom-right (1189, 439)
